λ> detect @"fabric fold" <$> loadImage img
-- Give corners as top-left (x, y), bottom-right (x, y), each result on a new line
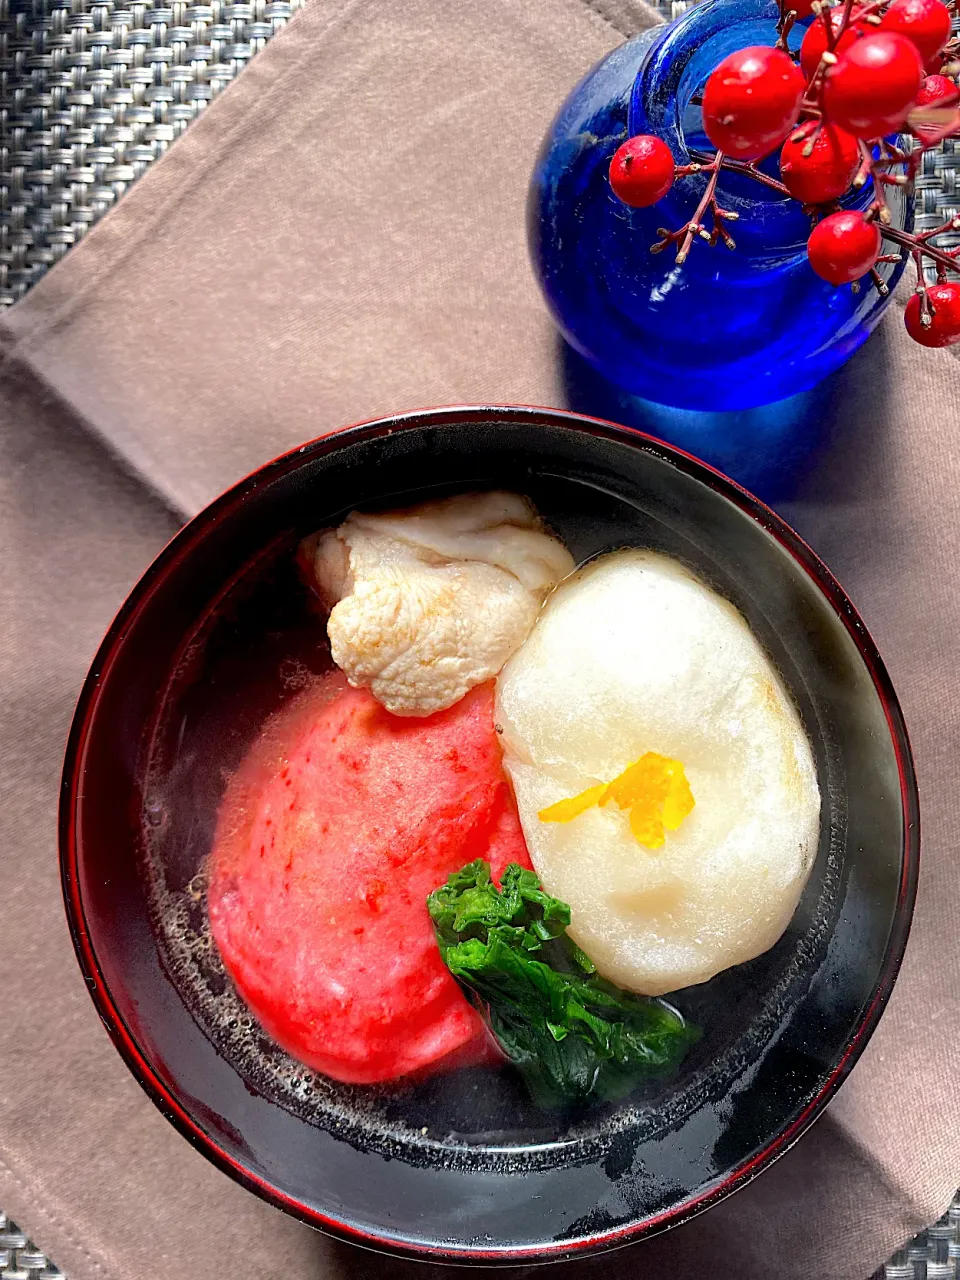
top-left (1, 0), bottom-right (958, 1277)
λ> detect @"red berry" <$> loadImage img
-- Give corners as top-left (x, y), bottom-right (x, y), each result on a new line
top-left (915, 72), bottom-right (960, 106)
top-left (609, 135), bottom-right (676, 207)
top-left (880, 0), bottom-right (952, 65)
top-left (780, 124), bottom-right (861, 202)
top-left (807, 210), bottom-right (881, 283)
top-left (904, 282), bottom-right (960, 345)
top-left (912, 72), bottom-right (960, 139)
top-left (823, 32), bottom-right (925, 137)
top-left (800, 9), bottom-right (866, 81)
top-left (702, 46), bottom-right (807, 160)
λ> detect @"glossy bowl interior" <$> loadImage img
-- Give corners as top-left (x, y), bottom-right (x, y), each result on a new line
top-left (61, 406), bottom-right (918, 1264)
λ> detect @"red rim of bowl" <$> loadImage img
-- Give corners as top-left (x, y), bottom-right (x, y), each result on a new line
top-left (59, 404), bottom-right (920, 1264)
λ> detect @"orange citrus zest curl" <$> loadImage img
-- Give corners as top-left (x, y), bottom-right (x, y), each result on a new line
top-left (538, 752), bottom-right (694, 850)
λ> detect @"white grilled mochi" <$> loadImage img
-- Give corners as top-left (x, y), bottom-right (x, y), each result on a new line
top-left (495, 549), bottom-right (821, 996)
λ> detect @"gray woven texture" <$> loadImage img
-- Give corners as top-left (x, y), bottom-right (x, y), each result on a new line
top-left (1, 0), bottom-right (958, 303)
top-left (873, 1191), bottom-right (960, 1280)
top-left (0, 1212), bottom-right (63, 1279)
top-left (916, 140), bottom-right (960, 272)
top-left (901, 5), bottom-right (960, 268)
top-left (0, 0), bottom-right (306, 304)
top-left (3, 0), bottom-right (959, 306)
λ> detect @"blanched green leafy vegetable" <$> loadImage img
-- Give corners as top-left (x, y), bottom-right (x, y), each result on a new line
top-left (427, 861), bottom-right (696, 1104)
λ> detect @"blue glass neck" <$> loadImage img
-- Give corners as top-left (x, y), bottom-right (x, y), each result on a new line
top-left (631, 0), bottom-right (793, 179)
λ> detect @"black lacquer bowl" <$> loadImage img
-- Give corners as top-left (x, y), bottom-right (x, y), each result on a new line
top-left (60, 406), bottom-right (918, 1264)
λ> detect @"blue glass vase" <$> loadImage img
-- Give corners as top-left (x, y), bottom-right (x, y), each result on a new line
top-left (529, 0), bottom-right (912, 412)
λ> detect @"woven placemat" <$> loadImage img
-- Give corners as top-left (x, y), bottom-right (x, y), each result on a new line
top-left (0, 1211), bottom-right (62, 1279)
top-left (1, 0), bottom-right (957, 303)
top-left (916, 140), bottom-right (960, 267)
top-left (0, 0), bottom-right (306, 304)
top-left (871, 1191), bottom-right (960, 1279)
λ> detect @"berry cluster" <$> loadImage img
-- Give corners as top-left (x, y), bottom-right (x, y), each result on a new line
top-left (609, 0), bottom-right (960, 348)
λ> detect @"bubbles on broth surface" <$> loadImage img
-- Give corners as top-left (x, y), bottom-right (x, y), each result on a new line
top-left (145, 783), bottom-right (641, 1166)
top-left (139, 523), bottom-right (841, 1169)
top-left (137, 544), bottom-right (586, 1162)
top-left (149, 862), bottom-right (400, 1129)
top-left (139, 544), bottom-right (460, 1154)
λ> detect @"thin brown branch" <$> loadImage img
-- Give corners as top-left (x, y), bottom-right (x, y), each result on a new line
top-left (776, 7), bottom-right (796, 50)
top-left (654, 161), bottom-right (723, 263)
top-left (916, 214), bottom-right (960, 243)
top-left (869, 266), bottom-right (890, 297)
top-left (689, 150), bottom-right (791, 196)
top-left (650, 151), bottom-right (746, 263)
top-left (882, 225), bottom-right (960, 278)
top-left (835, 0), bottom-right (858, 43)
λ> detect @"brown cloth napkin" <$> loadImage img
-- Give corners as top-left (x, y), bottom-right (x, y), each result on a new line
top-left (1, 1), bottom-right (959, 1277)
